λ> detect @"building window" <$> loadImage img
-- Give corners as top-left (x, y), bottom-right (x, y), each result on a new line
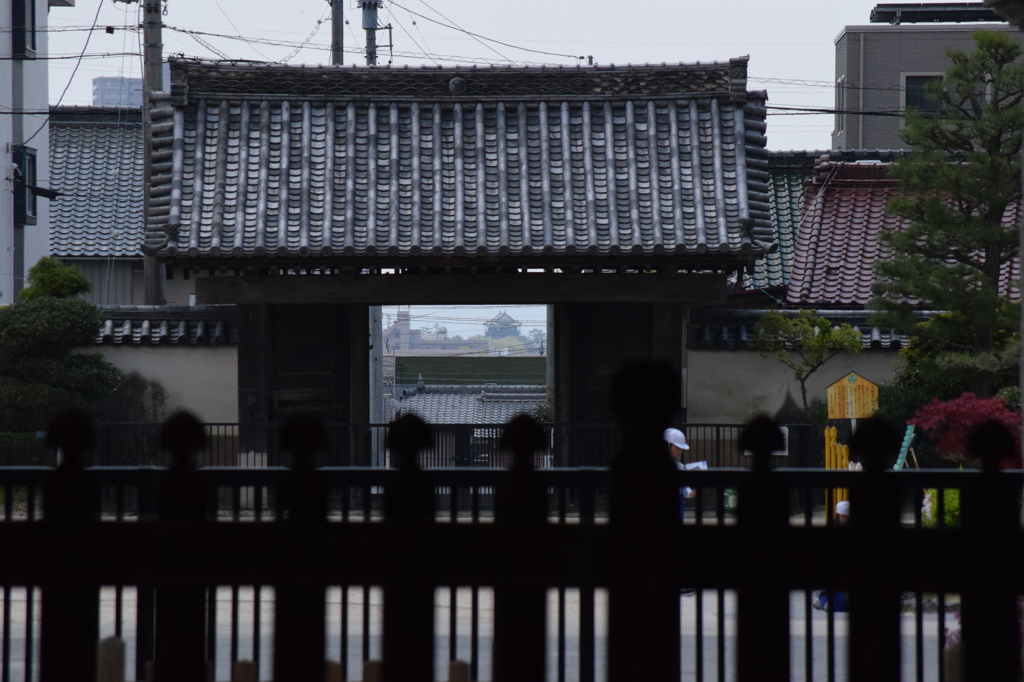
top-left (903, 74), bottom-right (944, 116)
top-left (12, 0), bottom-right (37, 58)
top-left (13, 146), bottom-right (38, 226)
top-left (835, 77), bottom-right (846, 134)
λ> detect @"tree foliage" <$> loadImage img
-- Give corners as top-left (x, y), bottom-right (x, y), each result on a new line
top-left (909, 392), bottom-right (1022, 467)
top-left (874, 31), bottom-right (1024, 396)
top-left (19, 256), bottom-right (91, 300)
top-left (753, 309), bottom-right (863, 416)
top-left (0, 260), bottom-right (121, 433)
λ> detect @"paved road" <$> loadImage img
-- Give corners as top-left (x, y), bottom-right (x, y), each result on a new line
top-left (0, 587), bottom-right (945, 682)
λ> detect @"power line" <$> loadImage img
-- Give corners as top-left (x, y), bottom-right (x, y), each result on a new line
top-left (390, 0), bottom-right (582, 62)
top-left (0, 52), bottom-right (139, 61)
top-left (23, 0), bottom-right (104, 147)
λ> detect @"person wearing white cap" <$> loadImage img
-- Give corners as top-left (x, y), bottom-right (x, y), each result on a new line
top-left (835, 500), bottom-right (850, 525)
top-left (663, 428), bottom-right (696, 518)
top-left (813, 501), bottom-right (851, 612)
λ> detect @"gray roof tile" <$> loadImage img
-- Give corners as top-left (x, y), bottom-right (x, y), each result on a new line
top-left (146, 59), bottom-right (772, 265)
top-left (395, 384), bottom-right (546, 425)
top-left (49, 108), bottom-right (145, 259)
top-left (96, 305), bottom-right (237, 346)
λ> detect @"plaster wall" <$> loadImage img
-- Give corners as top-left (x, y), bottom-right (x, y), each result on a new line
top-left (98, 345), bottom-right (238, 423)
top-left (686, 349), bottom-right (901, 424)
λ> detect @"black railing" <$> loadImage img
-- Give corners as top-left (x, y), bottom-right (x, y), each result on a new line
top-left (90, 422), bottom-right (820, 469)
top-left (1, 462), bottom-right (1019, 681)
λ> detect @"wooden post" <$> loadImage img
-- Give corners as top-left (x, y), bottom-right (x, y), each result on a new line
top-left (382, 415), bottom-right (435, 682)
top-left (154, 413), bottom-right (210, 682)
top-left (363, 660), bottom-right (383, 682)
top-left (274, 414), bottom-right (329, 682)
top-left (606, 362), bottom-right (681, 682)
top-left (97, 637), bottom-right (125, 682)
top-left (40, 411), bottom-right (100, 682)
top-left (233, 661), bottom-right (257, 682)
top-left (324, 661), bottom-right (343, 682)
top-left (847, 418), bottom-right (902, 682)
top-left (448, 660), bottom-right (470, 682)
top-left (736, 416), bottom-right (790, 682)
top-left (960, 421), bottom-right (1020, 682)
top-left (492, 415), bottom-right (547, 682)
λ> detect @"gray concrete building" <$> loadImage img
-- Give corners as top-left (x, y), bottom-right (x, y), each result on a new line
top-left (832, 21), bottom-right (1024, 150)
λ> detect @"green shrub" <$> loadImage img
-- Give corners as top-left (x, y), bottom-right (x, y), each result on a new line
top-left (922, 488), bottom-right (960, 528)
top-left (0, 432), bottom-right (56, 466)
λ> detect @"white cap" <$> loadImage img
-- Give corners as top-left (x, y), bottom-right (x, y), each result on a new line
top-left (835, 500), bottom-right (850, 517)
top-left (663, 428), bottom-right (689, 450)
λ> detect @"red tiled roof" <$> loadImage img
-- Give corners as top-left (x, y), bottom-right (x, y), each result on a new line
top-left (786, 159), bottom-right (1021, 307)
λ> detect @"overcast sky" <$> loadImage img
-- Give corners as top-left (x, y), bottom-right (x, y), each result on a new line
top-left (46, 0), bottom-right (923, 150)
top-left (43, 1), bottom-right (1008, 336)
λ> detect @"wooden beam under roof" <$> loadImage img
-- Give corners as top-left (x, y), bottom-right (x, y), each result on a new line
top-left (196, 272), bottom-right (728, 305)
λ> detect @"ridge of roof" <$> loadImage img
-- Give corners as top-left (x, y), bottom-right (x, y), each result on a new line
top-left (168, 56), bottom-right (754, 103)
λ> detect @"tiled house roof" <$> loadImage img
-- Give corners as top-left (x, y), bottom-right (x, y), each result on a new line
top-left (395, 384), bottom-right (546, 424)
top-left (750, 150), bottom-right (908, 290)
top-left (49, 108), bottom-right (145, 258)
top-left (687, 308), bottom-right (914, 352)
top-left (96, 306), bottom-right (238, 345)
top-left (786, 159), bottom-right (1021, 307)
top-left (145, 59), bottom-right (772, 267)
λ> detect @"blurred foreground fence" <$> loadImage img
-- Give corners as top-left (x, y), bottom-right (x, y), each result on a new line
top-left (1, 428), bottom-right (1021, 681)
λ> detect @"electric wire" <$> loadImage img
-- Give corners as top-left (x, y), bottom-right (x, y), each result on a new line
top-left (211, 0), bottom-right (271, 61)
top-left (386, 5), bottom-right (439, 67)
top-left (280, 5), bottom-right (332, 63)
top-left (23, 0), bottom-right (104, 146)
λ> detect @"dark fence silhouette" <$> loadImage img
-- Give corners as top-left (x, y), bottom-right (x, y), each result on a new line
top-left (0, 377), bottom-right (1021, 680)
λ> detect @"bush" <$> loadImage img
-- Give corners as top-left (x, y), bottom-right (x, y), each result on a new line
top-left (922, 488), bottom-right (960, 528)
top-left (0, 432), bottom-right (56, 466)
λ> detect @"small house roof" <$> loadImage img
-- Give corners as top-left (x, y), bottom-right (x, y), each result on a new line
top-left (145, 58), bottom-right (772, 269)
top-left (49, 107), bottom-right (145, 259)
top-left (395, 384), bottom-right (546, 425)
top-left (785, 158), bottom-right (1021, 307)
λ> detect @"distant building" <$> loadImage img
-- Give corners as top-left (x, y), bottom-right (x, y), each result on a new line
top-left (832, 5), bottom-right (1024, 150)
top-left (92, 77), bottom-right (144, 107)
top-left (484, 310), bottom-right (522, 340)
top-left (383, 308), bottom-right (490, 354)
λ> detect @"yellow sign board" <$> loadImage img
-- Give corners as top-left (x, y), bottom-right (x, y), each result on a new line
top-left (826, 373), bottom-right (879, 419)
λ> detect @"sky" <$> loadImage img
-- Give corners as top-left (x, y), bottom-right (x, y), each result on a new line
top-left (41, 0), bottom-right (999, 336)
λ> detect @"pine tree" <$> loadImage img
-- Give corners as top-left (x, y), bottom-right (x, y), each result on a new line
top-left (0, 259), bottom-right (122, 447)
top-left (875, 30), bottom-right (1024, 396)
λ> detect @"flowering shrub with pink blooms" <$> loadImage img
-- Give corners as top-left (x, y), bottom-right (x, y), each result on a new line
top-left (908, 393), bottom-right (1022, 467)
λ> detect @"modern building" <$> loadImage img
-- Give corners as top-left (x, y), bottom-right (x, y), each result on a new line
top-left (831, 3), bottom-right (1024, 150)
top-left (1, 0), bottom-right (74, 304)
top-left (92, 77), bottom-right (144, 108)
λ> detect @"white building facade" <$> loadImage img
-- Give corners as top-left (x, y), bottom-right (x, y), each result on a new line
top-left (2, 0), bottom-right (72, 303)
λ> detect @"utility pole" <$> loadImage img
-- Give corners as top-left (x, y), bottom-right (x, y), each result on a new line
top-left (361, 1), bottom-right (381, 65)
top-left (142, 0), bottom-right (166, 304)
top-left (330, 0), bottom-right (344, 65)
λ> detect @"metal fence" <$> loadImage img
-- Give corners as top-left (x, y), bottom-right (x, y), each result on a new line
top-left (89, 422), bottom-right (821, 469)
top-left (0, 460), bottom-right (1019, 682)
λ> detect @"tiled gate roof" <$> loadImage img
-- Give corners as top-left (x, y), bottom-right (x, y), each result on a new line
top-left (145, 59), bottom-right (772, 267)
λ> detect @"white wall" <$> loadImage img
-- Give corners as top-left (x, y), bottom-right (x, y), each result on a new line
top-left (686, 349), bottom-right (902, 424)
top-left (0, 0), bottom-right (58, 304)
top-left (98, 345), bottom-right (239, 423)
